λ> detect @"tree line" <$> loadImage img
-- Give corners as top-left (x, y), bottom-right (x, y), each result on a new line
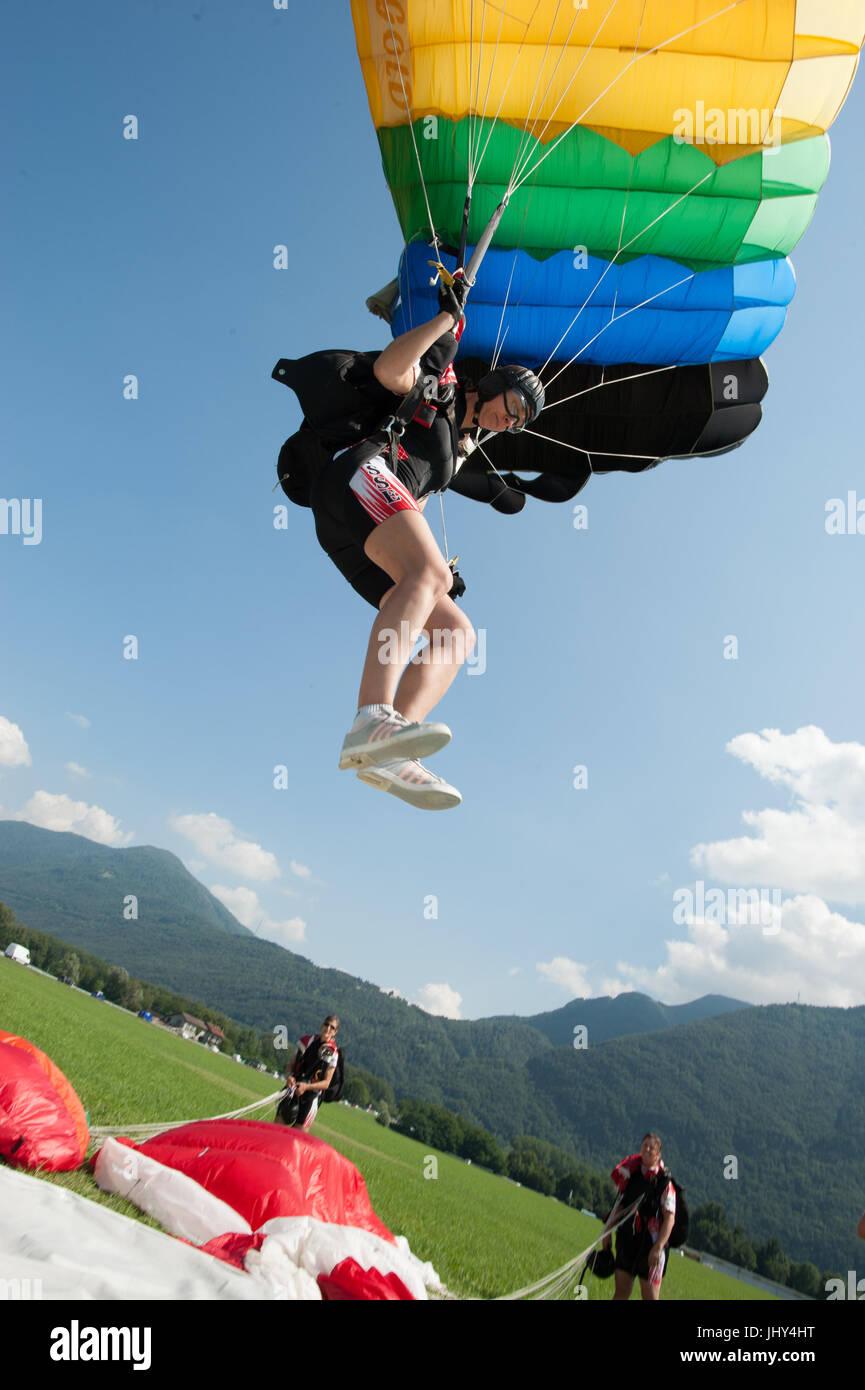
top-left (0, 903), bottom-right (283, 1069)
top-left (384, 1095), bottom-right (834, 1299)
top-left (0, 900), bottom-right (839, 1297)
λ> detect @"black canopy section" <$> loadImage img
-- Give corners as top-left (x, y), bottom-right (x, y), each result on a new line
top-left (449, 356), bottom-right (769, 508)
top-left (272, 349), bottom-right (768, 512)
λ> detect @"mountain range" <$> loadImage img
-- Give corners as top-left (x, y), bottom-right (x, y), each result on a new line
top-left (1, 818), bottom-right (862, 1274)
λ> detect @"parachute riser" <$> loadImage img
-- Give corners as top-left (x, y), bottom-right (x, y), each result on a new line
top-left (429, 196), bottom-right (509, 294)
top-left (457, 193), bottom-right (472, 272)
top-left (463, 197), bottom-right (509, 286)
top-left (370, 200), bottom-right (509, 493)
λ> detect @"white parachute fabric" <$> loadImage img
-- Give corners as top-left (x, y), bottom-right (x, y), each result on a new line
top-left (94, 1137), bottom-right (251, 1244)
top-left (93, 1134), bottom-right (443, 1298)
top-left (0, 1164), bottom-right (293, 1301)
top-left (252, 1215), bottom-right (444, 1300)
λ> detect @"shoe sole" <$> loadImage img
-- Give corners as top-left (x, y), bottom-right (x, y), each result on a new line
top-left (338, 725), bottom-right (452, 771)
top-left (357, 767), bottom-right (461, 811)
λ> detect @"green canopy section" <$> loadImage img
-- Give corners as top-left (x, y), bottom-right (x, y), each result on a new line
top-left (377, 119), bottom-right (829, 271)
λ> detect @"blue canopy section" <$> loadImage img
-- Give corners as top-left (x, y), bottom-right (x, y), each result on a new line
top-left (393, 243), bottom-right (795, 367)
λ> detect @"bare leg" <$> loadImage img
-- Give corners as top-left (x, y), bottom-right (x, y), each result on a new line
top-left (357, 510), bottom-right (459, 711)
top-left (612, 1270), bottom-right (634, 1301)
top-left (391, 594), bottom-right (476, 722)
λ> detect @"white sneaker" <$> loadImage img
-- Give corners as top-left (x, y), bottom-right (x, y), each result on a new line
top-left (338, 710), bottom-right (451, 771)
top-left (356, 759), bottom-right (462, 810)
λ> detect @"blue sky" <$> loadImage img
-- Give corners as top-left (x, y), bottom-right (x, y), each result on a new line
top-left (2, 1), bottom-right (864, 1021)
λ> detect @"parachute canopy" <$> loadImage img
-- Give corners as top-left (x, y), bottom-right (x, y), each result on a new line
top-left (94, 1120), bottom-right (441, 1299)
top-left (0, 1162), bottom-right (279, 1301)
top-left (0, 1030), bottom-right (89, 1171)
top-left (394, 240), bottom-right (795, 366)
top-left (450, 355), bottom-right (768, 505)
top-left (351, 1), bottom-right (865, 485)
top-left (353, 3), bottom-right (864, 165)
top-left (96, 1119), bottom-right (395, 1240)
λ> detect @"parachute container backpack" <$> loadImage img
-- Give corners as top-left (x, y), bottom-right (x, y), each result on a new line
top-left (666, 1176), bottom-right (690, 1249)
top-left (273, 351), bottom-right (398, 507)
top-left (351, 1), bottom-right (865, 502)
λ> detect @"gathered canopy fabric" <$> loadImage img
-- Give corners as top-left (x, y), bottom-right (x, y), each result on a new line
top-left (0, 1030), bottom-right (89, 1172)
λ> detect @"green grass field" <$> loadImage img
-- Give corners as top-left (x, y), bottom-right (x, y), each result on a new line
top-left (0, 959), bottom-right (775, 1300)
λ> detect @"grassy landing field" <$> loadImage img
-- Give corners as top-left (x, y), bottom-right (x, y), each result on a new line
top-left (0, 959), bottom-right (774, 1301)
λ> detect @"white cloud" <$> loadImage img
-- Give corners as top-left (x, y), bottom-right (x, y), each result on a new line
top-left (610, 895), bottom-right (865, 1007)
top-left (537, 956), bottom-right (593, 997)
top-left (0, 717), bottom-right (31, 768)
top-left (692, 726), bottom-right (865, 904)
top-left (64, 762), bottom-right (90, 779)
top-left (169, 812), bottom-right (280, 882)
top-left (415, 982), bottom-right (462, 1019)
top-left (611, 728), bottom-right (865, 1006)
top-left (10, 791), bottom-right (132, 846)
top-left (209, 884), bottom-right (261, 926)
top-left (508, 966), bottom-right (522, 976)
top-left (210, 883), bottom-right (306, 947)
top-left (260, 917), bottom-right (307, 948)
top-left (597, 978), bottom-right (634, 999)
top-left (66, 712), bottom-right (90, 728)
top-left (290, 860), bottom-right (312, 879)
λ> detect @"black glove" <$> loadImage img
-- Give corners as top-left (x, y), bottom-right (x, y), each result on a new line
top-left (448, 559), bottom-right (466, 600)
top-left (438, 270), bottom-right (468, 324)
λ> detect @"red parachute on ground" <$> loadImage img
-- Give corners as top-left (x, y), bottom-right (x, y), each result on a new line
top-left (0, 1034), bottom-right (437, 1299)
top-left (95, 1119), bottom-right (439, 1300)
top-left (0, 1029), bottom-right (89, 1171)
top-left (111, 1118), bottom-right (393, 1238)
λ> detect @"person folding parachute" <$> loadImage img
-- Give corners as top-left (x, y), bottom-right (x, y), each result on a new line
top-left (276, 1015), bottom-right (345, 1132)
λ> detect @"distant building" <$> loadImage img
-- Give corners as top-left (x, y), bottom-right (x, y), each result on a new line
top-left (166, 1012), bottom-right (208, 1041)
top-left (164, 1013), bottom-right (225, 1048)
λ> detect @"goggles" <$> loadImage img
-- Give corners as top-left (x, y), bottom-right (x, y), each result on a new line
top-left (503, 388), bottom-right (530, 433)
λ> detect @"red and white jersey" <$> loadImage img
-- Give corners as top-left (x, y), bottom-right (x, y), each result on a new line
top-left (611, 1153), bottom-right (676, 1240)
top-left (292, 1035), bottom-right (338, 1082)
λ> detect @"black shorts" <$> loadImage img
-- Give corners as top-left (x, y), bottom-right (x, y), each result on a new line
top-left (310, 443), bottom-right (421, 610)
top-left (615, 1229), bottom-right (665, 1282)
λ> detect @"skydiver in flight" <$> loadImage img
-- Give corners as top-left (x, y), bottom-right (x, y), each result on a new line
top-left (282, 277), bottom-right (544, 811)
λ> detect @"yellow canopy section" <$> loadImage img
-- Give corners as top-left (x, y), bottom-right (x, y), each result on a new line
top-left (351, 0), bottom-right (865, 162)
